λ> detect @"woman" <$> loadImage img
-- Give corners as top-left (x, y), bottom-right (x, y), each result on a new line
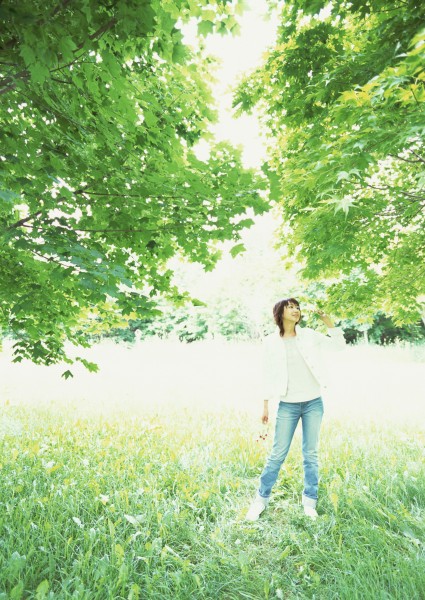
top-left (246, 297), bottom-right (346, 521)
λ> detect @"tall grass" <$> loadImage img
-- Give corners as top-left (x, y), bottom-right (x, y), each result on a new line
top-left (0, 404), bottom-right (424, 599)
top-left (0, 340), bottom-right (424, 598)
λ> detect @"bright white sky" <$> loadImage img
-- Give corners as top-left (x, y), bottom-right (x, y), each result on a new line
top-left (183, 0), bottom-right (279, 168)
top-left (173, 2), bottom-right (282, 302)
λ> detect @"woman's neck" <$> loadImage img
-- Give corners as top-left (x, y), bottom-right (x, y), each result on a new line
top-left (282, 320), bottom-right (296, 337)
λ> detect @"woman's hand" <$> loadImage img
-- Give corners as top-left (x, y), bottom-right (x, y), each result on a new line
top-left (315, 309), bottom-right (334, 328)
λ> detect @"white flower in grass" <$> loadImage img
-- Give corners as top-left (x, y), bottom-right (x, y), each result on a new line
top-left (72, 517), bottom-right (83, 528)
top-left (276, 589), bottom-right (284, 599)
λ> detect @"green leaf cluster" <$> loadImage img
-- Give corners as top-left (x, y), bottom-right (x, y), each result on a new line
top-left (0, 0), bottom-right (268, 365)
top-left (234, 0), bottom-right (425, 324)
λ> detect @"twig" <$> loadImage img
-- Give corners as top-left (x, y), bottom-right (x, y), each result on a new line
top-left (7, 211), bottom-right (43, 230)
top-left (51, 0), bottom-right (73, 18)
top-left (30, 248), bottom-right (73, 269)
top-left (388, 153), bottom-right (423, 165)
top-left (410, 150), bottom-right (425, 165)
top-left (75, 191), bottom-right (193, 199)
top-left (360, 182), bottom-right (424, 202)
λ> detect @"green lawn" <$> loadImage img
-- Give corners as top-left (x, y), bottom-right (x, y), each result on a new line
top-left (0, 404), bottom-right (424, 599)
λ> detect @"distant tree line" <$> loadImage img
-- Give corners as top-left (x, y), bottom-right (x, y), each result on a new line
top-left (84, 304), bottom-right (425, 346)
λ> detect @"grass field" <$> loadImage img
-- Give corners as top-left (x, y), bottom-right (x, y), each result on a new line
top-left (0, 340), bottom-right (424, 599)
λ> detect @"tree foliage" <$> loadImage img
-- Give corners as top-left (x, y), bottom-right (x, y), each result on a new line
top-left (88, 231), bottom-right (425, 346)
top-left (0, 0), bottom-right (268, 367)
top-left (234, 0), bottom-right (425, 325)
top-left (88, 297), bottom-right (425, 346)
top-left (92, 299), bottom-right (255, 344)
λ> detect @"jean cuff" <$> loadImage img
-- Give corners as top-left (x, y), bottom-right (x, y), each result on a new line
top-left (257, 493), bottom-right (270, 506)
top-left (302, 494), bottom-right (317, 509)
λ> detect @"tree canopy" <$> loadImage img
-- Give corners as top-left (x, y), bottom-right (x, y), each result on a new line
top-left (234, 0), bottom-right (425, 326)
top-left (0, 0), bottom-right (268, 369)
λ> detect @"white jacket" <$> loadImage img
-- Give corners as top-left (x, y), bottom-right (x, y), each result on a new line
top-left (262, 326), bottom-right (346, 401)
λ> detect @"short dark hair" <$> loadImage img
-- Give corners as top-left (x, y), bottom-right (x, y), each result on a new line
top-left (273, 297), bottom-right (301, 337)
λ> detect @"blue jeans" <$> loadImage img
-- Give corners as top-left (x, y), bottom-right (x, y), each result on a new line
top-left (258, 397), bottom-right (324, 508)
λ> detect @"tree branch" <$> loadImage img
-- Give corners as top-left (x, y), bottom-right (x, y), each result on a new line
top-left (87, 17), bottom-right (117, 44)
top-left (49, 50), bottom-right (93, 75)
top-left (75, 191), bottom-right (193, 199)
top-left (0, 69), bottom-right (29, 94)
top-left (30, 248), bottom-right (73, 270)
top-left (19, 221), bottom-right (199, 234)
top-left (51, 77), bottom-right (74, 84)
top-left (360, 182), bottom-right (425, 202)
top-left (0, 82), bottom-right (19, 95)
top-left (7, 211), bottom-right (43, 230)
top-left (388, 153), bottom-right (423, 165)
top-left (72, 223), bottom-right (194, 233)
top-left (410, 150), bottom-right (425, 165)
top-left (51, 0), bottom-right (73, 19)
top-left (410, 85), bottom-right (420, 106)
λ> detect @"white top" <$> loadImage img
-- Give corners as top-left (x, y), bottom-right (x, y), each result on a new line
top-left (262, 326), bottom-right (346, 402)
top-left (281, 336), bottom-right (321, 403)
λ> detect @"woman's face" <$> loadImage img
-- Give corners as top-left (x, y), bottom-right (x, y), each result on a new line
top-left (283, 302), bottom-right (301, 323)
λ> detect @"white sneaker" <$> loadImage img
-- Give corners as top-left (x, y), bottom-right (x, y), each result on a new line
top-left (245, 496), bottom-right (268, 521)
top-left (303, 505), bottom-right (318, 519)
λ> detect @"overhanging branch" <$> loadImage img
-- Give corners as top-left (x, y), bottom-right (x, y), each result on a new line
top-left (7, 211), bottom-right (43, 230)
